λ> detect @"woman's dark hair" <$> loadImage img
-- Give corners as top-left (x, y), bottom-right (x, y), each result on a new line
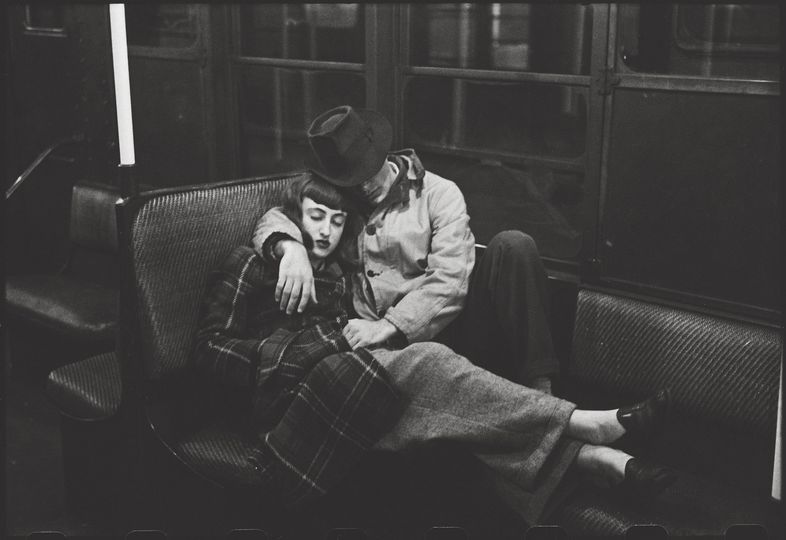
top-left (281, 175), bottom-right (360, 269)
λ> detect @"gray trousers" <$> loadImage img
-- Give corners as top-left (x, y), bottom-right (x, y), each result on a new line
top-left (371, 342), bottom-right (582, 525)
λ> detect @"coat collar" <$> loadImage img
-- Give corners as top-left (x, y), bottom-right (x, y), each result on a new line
top-left (378, 149), bottom-right (425, 209)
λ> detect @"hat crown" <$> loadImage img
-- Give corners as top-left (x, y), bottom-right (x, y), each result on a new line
top-left (304, 105), bottom-right (392, 187)
top-left (308, 106), bottom-right (374, 177)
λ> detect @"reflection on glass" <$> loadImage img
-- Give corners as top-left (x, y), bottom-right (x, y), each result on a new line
top-left (619, 4), bottom-right (780, 80)
top-left (405, 77), bottom-right (587, 159)
top-left (410, 3), bottom-right (591, 75)
top-left (126, 4), bottom-right (198, 48)
top-left (239, 4), bottom-right (364, 62)
top-left (417, 152), bottom-right (583, 259)
top-left (238, 67), bottom-right (365, 175)
top-left (24, 5), bottom-right (65, 31)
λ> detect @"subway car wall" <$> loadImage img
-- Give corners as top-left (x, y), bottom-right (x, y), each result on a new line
top-left (6, 3), bottom-right (780, 321)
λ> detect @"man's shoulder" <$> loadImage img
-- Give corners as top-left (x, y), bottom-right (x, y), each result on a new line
top-left (420, 170), bottom-right (465, 202)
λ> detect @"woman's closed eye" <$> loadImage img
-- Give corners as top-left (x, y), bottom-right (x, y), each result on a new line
top-left (307, 209), bottom-right (326, 222)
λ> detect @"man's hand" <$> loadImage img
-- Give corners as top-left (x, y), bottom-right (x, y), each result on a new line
top-left (275, 240), bottom-right (317, 314)
top-left (342, 318), bottom-right (399, 350)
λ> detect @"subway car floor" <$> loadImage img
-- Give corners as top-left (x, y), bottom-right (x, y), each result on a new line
top-left (5, 369), bottom-right (98, 537)
top-left (4, 354), bottom-right (530, 539)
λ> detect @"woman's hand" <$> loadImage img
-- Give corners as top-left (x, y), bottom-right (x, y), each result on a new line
top-left (343, 318), bottom-right (399, 349)
top-left (275, 240), bottom-right (317, 314)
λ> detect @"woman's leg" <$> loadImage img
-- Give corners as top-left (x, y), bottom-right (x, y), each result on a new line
top-left (371, 342), bottom-right (581, 524)
top-left (573, 443), bottom-right (631, 487)
top-left (566, 409), bottom-right (626, 445)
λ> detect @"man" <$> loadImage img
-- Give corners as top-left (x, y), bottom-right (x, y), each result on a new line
top-left (254, 105), bottom-right (558, 393)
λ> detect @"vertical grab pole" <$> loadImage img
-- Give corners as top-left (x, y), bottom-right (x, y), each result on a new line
top-left (109, 4), bottom-right (138, 197)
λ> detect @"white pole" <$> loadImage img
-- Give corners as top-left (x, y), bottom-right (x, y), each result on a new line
top-left (109, 4), bottom-right (135, 166)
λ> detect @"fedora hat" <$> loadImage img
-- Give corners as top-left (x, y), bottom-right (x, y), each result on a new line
top-left (305, 105), bottom-right (393, 187)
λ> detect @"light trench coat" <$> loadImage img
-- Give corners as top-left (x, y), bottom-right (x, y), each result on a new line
top-left (252, 150), bottom-right (477, 344)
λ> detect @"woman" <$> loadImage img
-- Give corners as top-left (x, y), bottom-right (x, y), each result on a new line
top-left (194, 175), bottom-right (675, 522)
top-left (194, 176), bottom-right (401, 507)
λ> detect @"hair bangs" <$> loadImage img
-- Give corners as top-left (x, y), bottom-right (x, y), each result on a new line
top-left (302, 178), bottom-right (350, 212)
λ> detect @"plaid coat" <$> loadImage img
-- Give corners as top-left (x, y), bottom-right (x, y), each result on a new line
top-left (194, 246), bottom-right (402, 506)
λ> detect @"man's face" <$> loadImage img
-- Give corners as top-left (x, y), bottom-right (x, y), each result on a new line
top-left (356, 163), bottom-right (391, 205)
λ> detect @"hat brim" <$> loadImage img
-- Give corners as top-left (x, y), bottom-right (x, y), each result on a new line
top-left (305, 109), bottom-right (393, 187)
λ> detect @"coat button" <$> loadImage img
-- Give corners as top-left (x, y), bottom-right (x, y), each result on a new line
top-left (366, 224), bottom-right (376, 235)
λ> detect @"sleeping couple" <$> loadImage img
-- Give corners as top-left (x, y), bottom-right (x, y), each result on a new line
top-left (193, 105), bottom-right (675, 525)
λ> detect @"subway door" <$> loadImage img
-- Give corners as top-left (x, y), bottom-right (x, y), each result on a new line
top-left (596, 4), bottom-right (780, 317)
top-left (125, 5), bottom-right (215, 187)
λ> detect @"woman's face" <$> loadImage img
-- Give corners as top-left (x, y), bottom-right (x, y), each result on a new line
top-left (301, 196), bottom-right (347, 260)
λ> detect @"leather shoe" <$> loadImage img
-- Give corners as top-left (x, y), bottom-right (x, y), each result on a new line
top-left (616, 388), bottom-right (671, 442)
top-left (620, 457), bottom-right (678, 499)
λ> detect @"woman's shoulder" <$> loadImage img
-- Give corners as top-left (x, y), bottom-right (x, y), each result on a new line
top-left (216, 245), bottom-right (274, 282)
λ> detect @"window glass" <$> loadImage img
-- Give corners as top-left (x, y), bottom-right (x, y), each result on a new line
top-left (603, 89), bottom-right (780, 310)
top-left (409, 3), bottom-right (591, 75)
top-left (24, 5), bottom-right (65, 31)
top-left (414, 152), bottom-right (584, 259)
top-left (619, 4), bottom-right (779, 80)
top-left (126, 4), bottom-right (198, 48)
top-left (405, 77), bottom-right (587, 160)
top-left (239, 4), bottom-right (364, 63)
top-left (238, 66), bottom-right (365, 175)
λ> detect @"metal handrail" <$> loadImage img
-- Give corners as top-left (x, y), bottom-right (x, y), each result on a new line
top-left (6, 133), bottom-right (85, 200)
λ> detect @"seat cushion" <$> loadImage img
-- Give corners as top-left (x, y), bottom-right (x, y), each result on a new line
top-left (174, 426), bottom-right (264, 487)
top-left (568, 289), bottom-right (780, 494)
top-left (46, 352), bottom-right (120, 420)
top-left (6, 274), bottom-right (117, 342)
top-left (553, 470), bottom-right (783, 537)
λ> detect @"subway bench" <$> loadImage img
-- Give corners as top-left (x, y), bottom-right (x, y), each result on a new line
top-left (549, 287), bottom-right (782, 537)
top-left (45, 173), bottom-right (783, 536)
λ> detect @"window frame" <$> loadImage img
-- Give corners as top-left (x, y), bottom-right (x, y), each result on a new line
top-left (22, 5), bottom-right (67, 37)
top-left (398, 4), bottom-right (594, 174)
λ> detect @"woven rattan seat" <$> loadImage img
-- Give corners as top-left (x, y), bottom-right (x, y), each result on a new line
top-left (120, 174), bottom-right (300, 490)
top-left (554, 289), bottom-right (782, 536)
top-left (46, 352), bottom-right (120, 421)
top-left (174, 426), bottom-right (264, 487)
top-left (6, 182), bottom-right (118, 349)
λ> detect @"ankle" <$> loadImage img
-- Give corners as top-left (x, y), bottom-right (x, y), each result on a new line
top-left (576, 444), bottom-right (629, 485)
top-left (568, 410), bottom-right (625, 445)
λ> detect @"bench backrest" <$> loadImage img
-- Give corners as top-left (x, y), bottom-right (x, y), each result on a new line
top-left (67, 181), bottom-right (120, 286)
top-left (124, 173), bottom-right (302, 381)
top-left (569, 288), bottom-right (782, 496)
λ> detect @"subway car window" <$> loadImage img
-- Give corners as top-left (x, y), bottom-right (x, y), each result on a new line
top-left (405, 4), bottom-right (589, 260)
top-left (618, 4), bottom-right (780, 80)
top-left (238, 67), bottom-right (366, 175)
top-left (405, 78), bottom-right (587, 160)
top-left (414, 151), bottom-right (584, 260)
top-left (409, 4), bottom-right (592, 75)
top-left (23, 4), bottom-right (65, 33)
top-left (238, 3), bottom-right (364, 62)
top-left (125, 4), bottom-right (198, 48)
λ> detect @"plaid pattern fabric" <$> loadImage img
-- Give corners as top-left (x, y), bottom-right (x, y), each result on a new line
top-left (249, 345), bottom-right (401, 506)
top-left (194, 245), bottom-right (401, 505)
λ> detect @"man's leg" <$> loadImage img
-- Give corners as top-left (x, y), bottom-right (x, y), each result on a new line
top-left (449, 230), bottom-right (559, 391)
